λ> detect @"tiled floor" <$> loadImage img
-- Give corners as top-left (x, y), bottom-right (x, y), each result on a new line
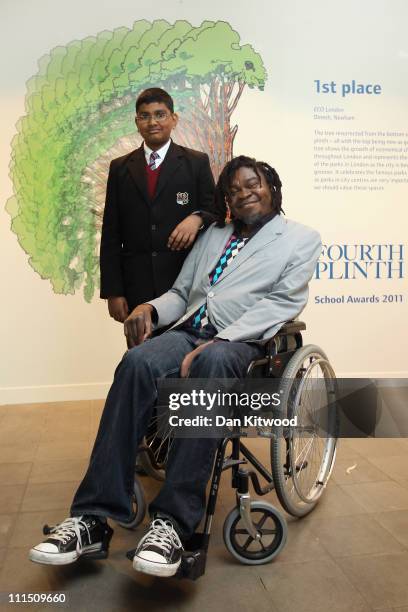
top-left (0, 400), bottom-right (408, 611)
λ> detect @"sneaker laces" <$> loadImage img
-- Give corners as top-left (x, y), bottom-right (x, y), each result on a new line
top-left (47, 517), bottom-right (92, 552)
top-left (138, 518), bottom-right (182, 555)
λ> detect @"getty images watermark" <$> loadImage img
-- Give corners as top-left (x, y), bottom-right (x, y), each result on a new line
top-left (166, 388), bottom-right (298, 430)
top-left (158, 378), bottom-right (408, 439)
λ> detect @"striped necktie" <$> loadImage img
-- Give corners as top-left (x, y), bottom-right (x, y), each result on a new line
top-left (188, 234), bottom-right (248, 330)
top-left (149, 151), bottom-right (160, 170)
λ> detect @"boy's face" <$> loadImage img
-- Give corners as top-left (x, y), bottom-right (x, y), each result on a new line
top-left (135, 102), bottom-right (178, 150)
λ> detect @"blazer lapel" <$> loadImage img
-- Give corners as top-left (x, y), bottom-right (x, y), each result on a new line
top-left (212, 215), bottom-right (287, 286)
top-left (153, 142), bottom-right (183, 202)
top-left (126, 146), bottom-right (149, 204)
top-left (205, 224), bottom-right (235, 275)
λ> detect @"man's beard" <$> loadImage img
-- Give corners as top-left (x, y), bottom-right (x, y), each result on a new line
top-left (242, 212), bottom-right (264, 226)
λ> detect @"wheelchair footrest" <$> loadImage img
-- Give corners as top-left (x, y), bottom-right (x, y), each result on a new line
top-left (82, 548), bottom-right (110, 560)
top-left (175, 532), bottom-right (208, 580)
top-left (175, 549), bottom-right (207, 580)
top-left (126, 532), bottom-right (208, 580)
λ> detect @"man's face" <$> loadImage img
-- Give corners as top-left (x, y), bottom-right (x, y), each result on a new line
top-left (135, 102), bottom-right (178, 150)
top-left (227, 166), bottom-right (274, 225)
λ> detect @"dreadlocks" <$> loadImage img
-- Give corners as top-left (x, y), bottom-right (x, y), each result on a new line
top-left (212, 155), bottom-right (283, 227)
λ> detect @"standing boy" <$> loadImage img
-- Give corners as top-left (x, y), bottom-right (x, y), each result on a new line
top-left (100, 88), bottom-right (215, 322)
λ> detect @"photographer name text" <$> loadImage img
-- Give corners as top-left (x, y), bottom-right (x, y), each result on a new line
top-left (168, 415), bottom-right (298, 428)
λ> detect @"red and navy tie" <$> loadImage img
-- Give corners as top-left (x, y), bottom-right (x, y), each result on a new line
top-left (149, 151), bottom-right (160, 170)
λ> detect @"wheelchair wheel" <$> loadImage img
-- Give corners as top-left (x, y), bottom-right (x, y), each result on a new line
top-left (117, 475), bottom-right (146, 529)
top-left (271, 345), bottom-right (338, 517)
top-left (223, 502), bottom-right (287, 565)
top-left (137, 411), bottom-right (173, 481)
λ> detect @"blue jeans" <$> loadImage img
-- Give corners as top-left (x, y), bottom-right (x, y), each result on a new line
top-left (70, 329), bottom-right (262, 539)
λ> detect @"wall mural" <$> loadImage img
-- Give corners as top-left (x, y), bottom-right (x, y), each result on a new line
top-left (6, 20), bottom-right (266, 301)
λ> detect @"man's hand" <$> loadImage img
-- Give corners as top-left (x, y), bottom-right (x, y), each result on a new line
top-left (124, 304), bottom-right (154, 349)
top-left (180, 341), bottom-right (214, 378)
top-left (108, 296), bottom-right (129, 323)
top-left (168, 214), bottom-right (203, 251)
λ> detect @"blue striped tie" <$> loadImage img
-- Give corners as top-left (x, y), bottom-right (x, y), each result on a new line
top-left (188, 234), bottom-right (248, 330)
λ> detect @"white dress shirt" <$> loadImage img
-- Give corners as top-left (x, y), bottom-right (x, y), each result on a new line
top-left (143, 139), bottom-right (172, 169)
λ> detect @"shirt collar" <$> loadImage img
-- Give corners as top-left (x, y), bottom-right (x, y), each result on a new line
top-left (143, 139), bottom-right (172, 164)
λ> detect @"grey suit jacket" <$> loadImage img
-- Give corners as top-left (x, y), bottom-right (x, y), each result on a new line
top-left (148, 215), bottom-right (322, 343)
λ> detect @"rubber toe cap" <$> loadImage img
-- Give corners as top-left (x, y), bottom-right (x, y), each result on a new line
top-left (136, 550), bottom-right (166, 564)
top-left (32, 542), bottom-right (60, 553)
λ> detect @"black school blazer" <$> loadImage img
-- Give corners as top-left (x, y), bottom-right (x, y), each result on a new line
top-left (100, 142), bottom-right (215, 310)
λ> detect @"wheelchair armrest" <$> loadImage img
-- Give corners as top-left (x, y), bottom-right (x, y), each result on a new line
top-left (263, 321), bottom-right (306, 359)
top-left (247, 321), bottom-right (306, 376)
top-left (276, 320), bottom-right (306, 336)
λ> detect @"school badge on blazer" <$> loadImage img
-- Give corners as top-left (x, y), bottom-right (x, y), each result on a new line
top-left (176, 192), bottom-right (189, 205)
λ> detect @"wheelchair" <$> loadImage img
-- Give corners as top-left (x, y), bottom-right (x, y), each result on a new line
top-left (122, 321), bottom-right (338, 579)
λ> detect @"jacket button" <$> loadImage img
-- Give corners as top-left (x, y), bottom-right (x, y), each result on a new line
top-left (208, 291), bottom-right (214, 298)
top-left (151, 224), bottom-right (157, 230)
top-left (152, 251), bottom-right (157, 257)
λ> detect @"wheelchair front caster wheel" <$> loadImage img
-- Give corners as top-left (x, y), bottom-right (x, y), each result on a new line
top-left (223, 502), bottom-right (287, 565)
top-left (117, 476), bottom-right (146, 530)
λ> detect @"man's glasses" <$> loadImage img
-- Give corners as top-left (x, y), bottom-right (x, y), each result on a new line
top-left (136, 111), bottom-right (171, 123)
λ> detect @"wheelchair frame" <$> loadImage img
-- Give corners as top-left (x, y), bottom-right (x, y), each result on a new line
top-left (125, 321), bottom-right (338, 579)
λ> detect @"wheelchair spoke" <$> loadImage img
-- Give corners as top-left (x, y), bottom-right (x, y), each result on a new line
top-left (138, 410), bottom-right (175, 479)
top-left (233, 511), bottom-right (280, 554)
top-left (155, 431), bottom-right (171, 454)
top-left (258, 539), bottom-right (267, 552)
top-left (242, 535), bottom-right (254, 550)
top-left (255, 513), bottom-right (268, 530)
top-left (225, 502), bottom-right (287, 564)
top-left (293, 436), bottom-right (314, 469)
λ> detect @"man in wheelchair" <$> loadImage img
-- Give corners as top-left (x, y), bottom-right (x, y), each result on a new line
top-left (29, 156), bottom-right (322, 578)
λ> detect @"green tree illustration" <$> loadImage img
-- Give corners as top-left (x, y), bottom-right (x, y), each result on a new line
top-left (6, 20), bottom-right (266, 302)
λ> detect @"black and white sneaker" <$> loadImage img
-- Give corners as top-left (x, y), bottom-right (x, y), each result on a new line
top-left (133, 518), bottom-right (183, 577)
top-left (29, 516), bottom-right (113, 565)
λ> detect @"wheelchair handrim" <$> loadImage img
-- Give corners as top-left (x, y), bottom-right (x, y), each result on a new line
top-left (289, 356), bottom-right (338, 504)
